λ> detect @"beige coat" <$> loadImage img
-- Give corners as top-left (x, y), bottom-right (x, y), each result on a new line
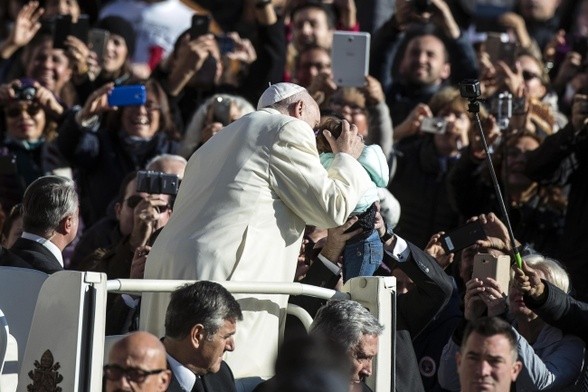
top-left (140, 108), bottom-right (371, 378)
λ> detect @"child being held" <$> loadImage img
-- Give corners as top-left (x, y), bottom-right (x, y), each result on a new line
top-left (316, 116), bottom-right (390, 281)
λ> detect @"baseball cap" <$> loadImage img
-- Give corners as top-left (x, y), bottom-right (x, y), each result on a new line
top-left (257, 82), bottom-right (306, 110)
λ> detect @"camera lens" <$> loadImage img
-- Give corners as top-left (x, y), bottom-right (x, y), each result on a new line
top-left (413, 0), bottom-right (431, 13)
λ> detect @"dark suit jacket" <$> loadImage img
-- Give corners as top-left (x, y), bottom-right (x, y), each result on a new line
top-left (0, 238), bottom-right (62, 274)
top-left (290, 240), bottom-right (453, 392)
top-left (167, 360), bottom-right (236, 392)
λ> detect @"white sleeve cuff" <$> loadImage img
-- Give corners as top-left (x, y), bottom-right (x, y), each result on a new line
top-left (121, 294), bottom-right (140, 309)
top-left (384, 235), bottom-right (410, 262)
top-left (317, 253), bottom-right (342, 275)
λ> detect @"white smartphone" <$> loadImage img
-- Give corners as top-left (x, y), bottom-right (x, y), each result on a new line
top-left (331, 31), bottom-right (370, 87)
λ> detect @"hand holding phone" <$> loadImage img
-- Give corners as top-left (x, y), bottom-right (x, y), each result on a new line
top-left (472, 253), bottom-right (511, 296)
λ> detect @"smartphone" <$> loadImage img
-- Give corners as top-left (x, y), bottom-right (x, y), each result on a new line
top-left (485, 32), bottom-right (517, 70)
top-left (52, 14), bottom-right (72, 49)
top-left (331, 31), bottom-right (370, 87)
top-left (440, 220), bottom-right (486, 254)
top-left (88, 28), bottom-right (110, 60)
top-left (216, 35), bottom-right (235, 55)
top-left (472, 253), bottom-right (511, 295)
top-left (107, 85), bottom-right (147, 107)
top-left (70, 14), bottom-right (90, 43)
top-left (512, 97), bottom-right (526, 115)
top-left (190, 14), bottom-right (211, 39)
top-left (136, 171), bottom-right (180, 195)
top-left (208, 95), bottom-right (233, 125)
top-left (420, 117), bottom-right (447, 134)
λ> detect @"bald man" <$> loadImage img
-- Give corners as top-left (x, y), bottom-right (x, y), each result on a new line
top-left (104, 331), bottom-right (172, 392)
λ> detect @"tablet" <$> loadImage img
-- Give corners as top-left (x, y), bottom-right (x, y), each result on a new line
top-left (331, 31), bottom-right (370, 87)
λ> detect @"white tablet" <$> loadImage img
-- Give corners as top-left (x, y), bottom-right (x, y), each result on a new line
top-left (331, 31), bottom-right (371, 87)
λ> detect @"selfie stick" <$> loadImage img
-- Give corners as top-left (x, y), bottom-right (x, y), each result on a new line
top-left (460, 80), bottom-right (523, 269)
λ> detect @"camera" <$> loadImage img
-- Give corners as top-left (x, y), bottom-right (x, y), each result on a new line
top-left (136, 171), bottom-right (180, 195)
top-left (14, 85), bottom-right (37, 101)
top-left (459, 79), bottom-right (481, 99)
top-left (420, 117), bottom-right (447, 134)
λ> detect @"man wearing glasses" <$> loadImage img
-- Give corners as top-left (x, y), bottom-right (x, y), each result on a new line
top-left (104, 331), bottom-right (171, 392)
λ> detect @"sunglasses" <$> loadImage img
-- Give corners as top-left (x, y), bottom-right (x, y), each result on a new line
top-left (125, 195), bottom-right (143, 209)
top-left (5, 105), bottom-right (42, 118)
top-left (522, 70), bottom-right (540, 81)
top-left (103, 364), bottom-right (166, 383)
top-left (125, 195), bottom-right (171, 213)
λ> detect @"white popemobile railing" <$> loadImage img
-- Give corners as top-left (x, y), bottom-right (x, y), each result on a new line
top-left (0, 268), bottom-right (395, 392)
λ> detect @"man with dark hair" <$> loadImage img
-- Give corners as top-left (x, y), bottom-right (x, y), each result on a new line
top-left (290, 2), bottom-right (337, 52)
top-left (370, 1), bottom-right (478, 139)
top-left (163, 281), bottom-right (243, 392)
top-left (456, 317), bottom-right (522, 392)
top-left (0, 175), bottom-right (79, 273)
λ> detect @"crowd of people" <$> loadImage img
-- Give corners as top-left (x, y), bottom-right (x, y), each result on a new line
top-left (1, 0), bottom-right (588, 391)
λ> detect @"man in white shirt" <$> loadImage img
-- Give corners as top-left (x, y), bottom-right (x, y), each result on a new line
top-left (0, 175), bottom-right (79, 273)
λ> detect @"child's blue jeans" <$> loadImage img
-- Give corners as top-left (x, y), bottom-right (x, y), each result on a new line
top-left (342, 229), bottom-right (383, 281)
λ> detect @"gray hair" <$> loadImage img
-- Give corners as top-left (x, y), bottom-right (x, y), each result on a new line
top-left (523, 254), bottom-right (570, 293)
top-left (310, 300), bottom-right (384, 352)
top-left (22, 175), bottom-right (78, 236)
top-left (146, 154), bottom-right (187, 171)
top-left (268, 90), bottom-right (309, 114)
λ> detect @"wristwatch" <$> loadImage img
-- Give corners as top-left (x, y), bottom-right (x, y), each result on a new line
top-left (380, 224), bottom-right (394, 243)
top-left (255, 0), bottom-right (272, 9)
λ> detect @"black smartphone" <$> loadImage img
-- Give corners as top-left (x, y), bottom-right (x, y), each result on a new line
top-left (52, 14), bottom-right (72, 49)
top-left (70, 14), bottom-right (90, 44)
top-left (107, 85), bottom-right (147, 107)
top-left (440, 220), bottom-right (486, 254)
top-left (190, 14), bottom-right (211, 39)
top-left (136, 171), bottom-right (180, 195)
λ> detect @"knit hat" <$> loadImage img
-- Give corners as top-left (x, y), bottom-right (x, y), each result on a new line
top-left (257, 83), bottom-right (306, 110)
top-left (95, 16), bottom-right (136, 56)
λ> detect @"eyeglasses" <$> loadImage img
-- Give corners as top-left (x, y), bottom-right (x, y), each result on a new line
top-left (522, 70), bottom-right (540, 81)
top-left (5, 105), bottom-right (42, 118)
top-left (329, 101), bottom-right (366, 115)
top-left (156, 204), bottom-right (171, 213)
top-left (103, 364), bottom-right (166, 383)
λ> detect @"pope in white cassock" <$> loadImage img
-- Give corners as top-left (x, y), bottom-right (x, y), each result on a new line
top-left (140, 82), bottom-right (372, 379)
